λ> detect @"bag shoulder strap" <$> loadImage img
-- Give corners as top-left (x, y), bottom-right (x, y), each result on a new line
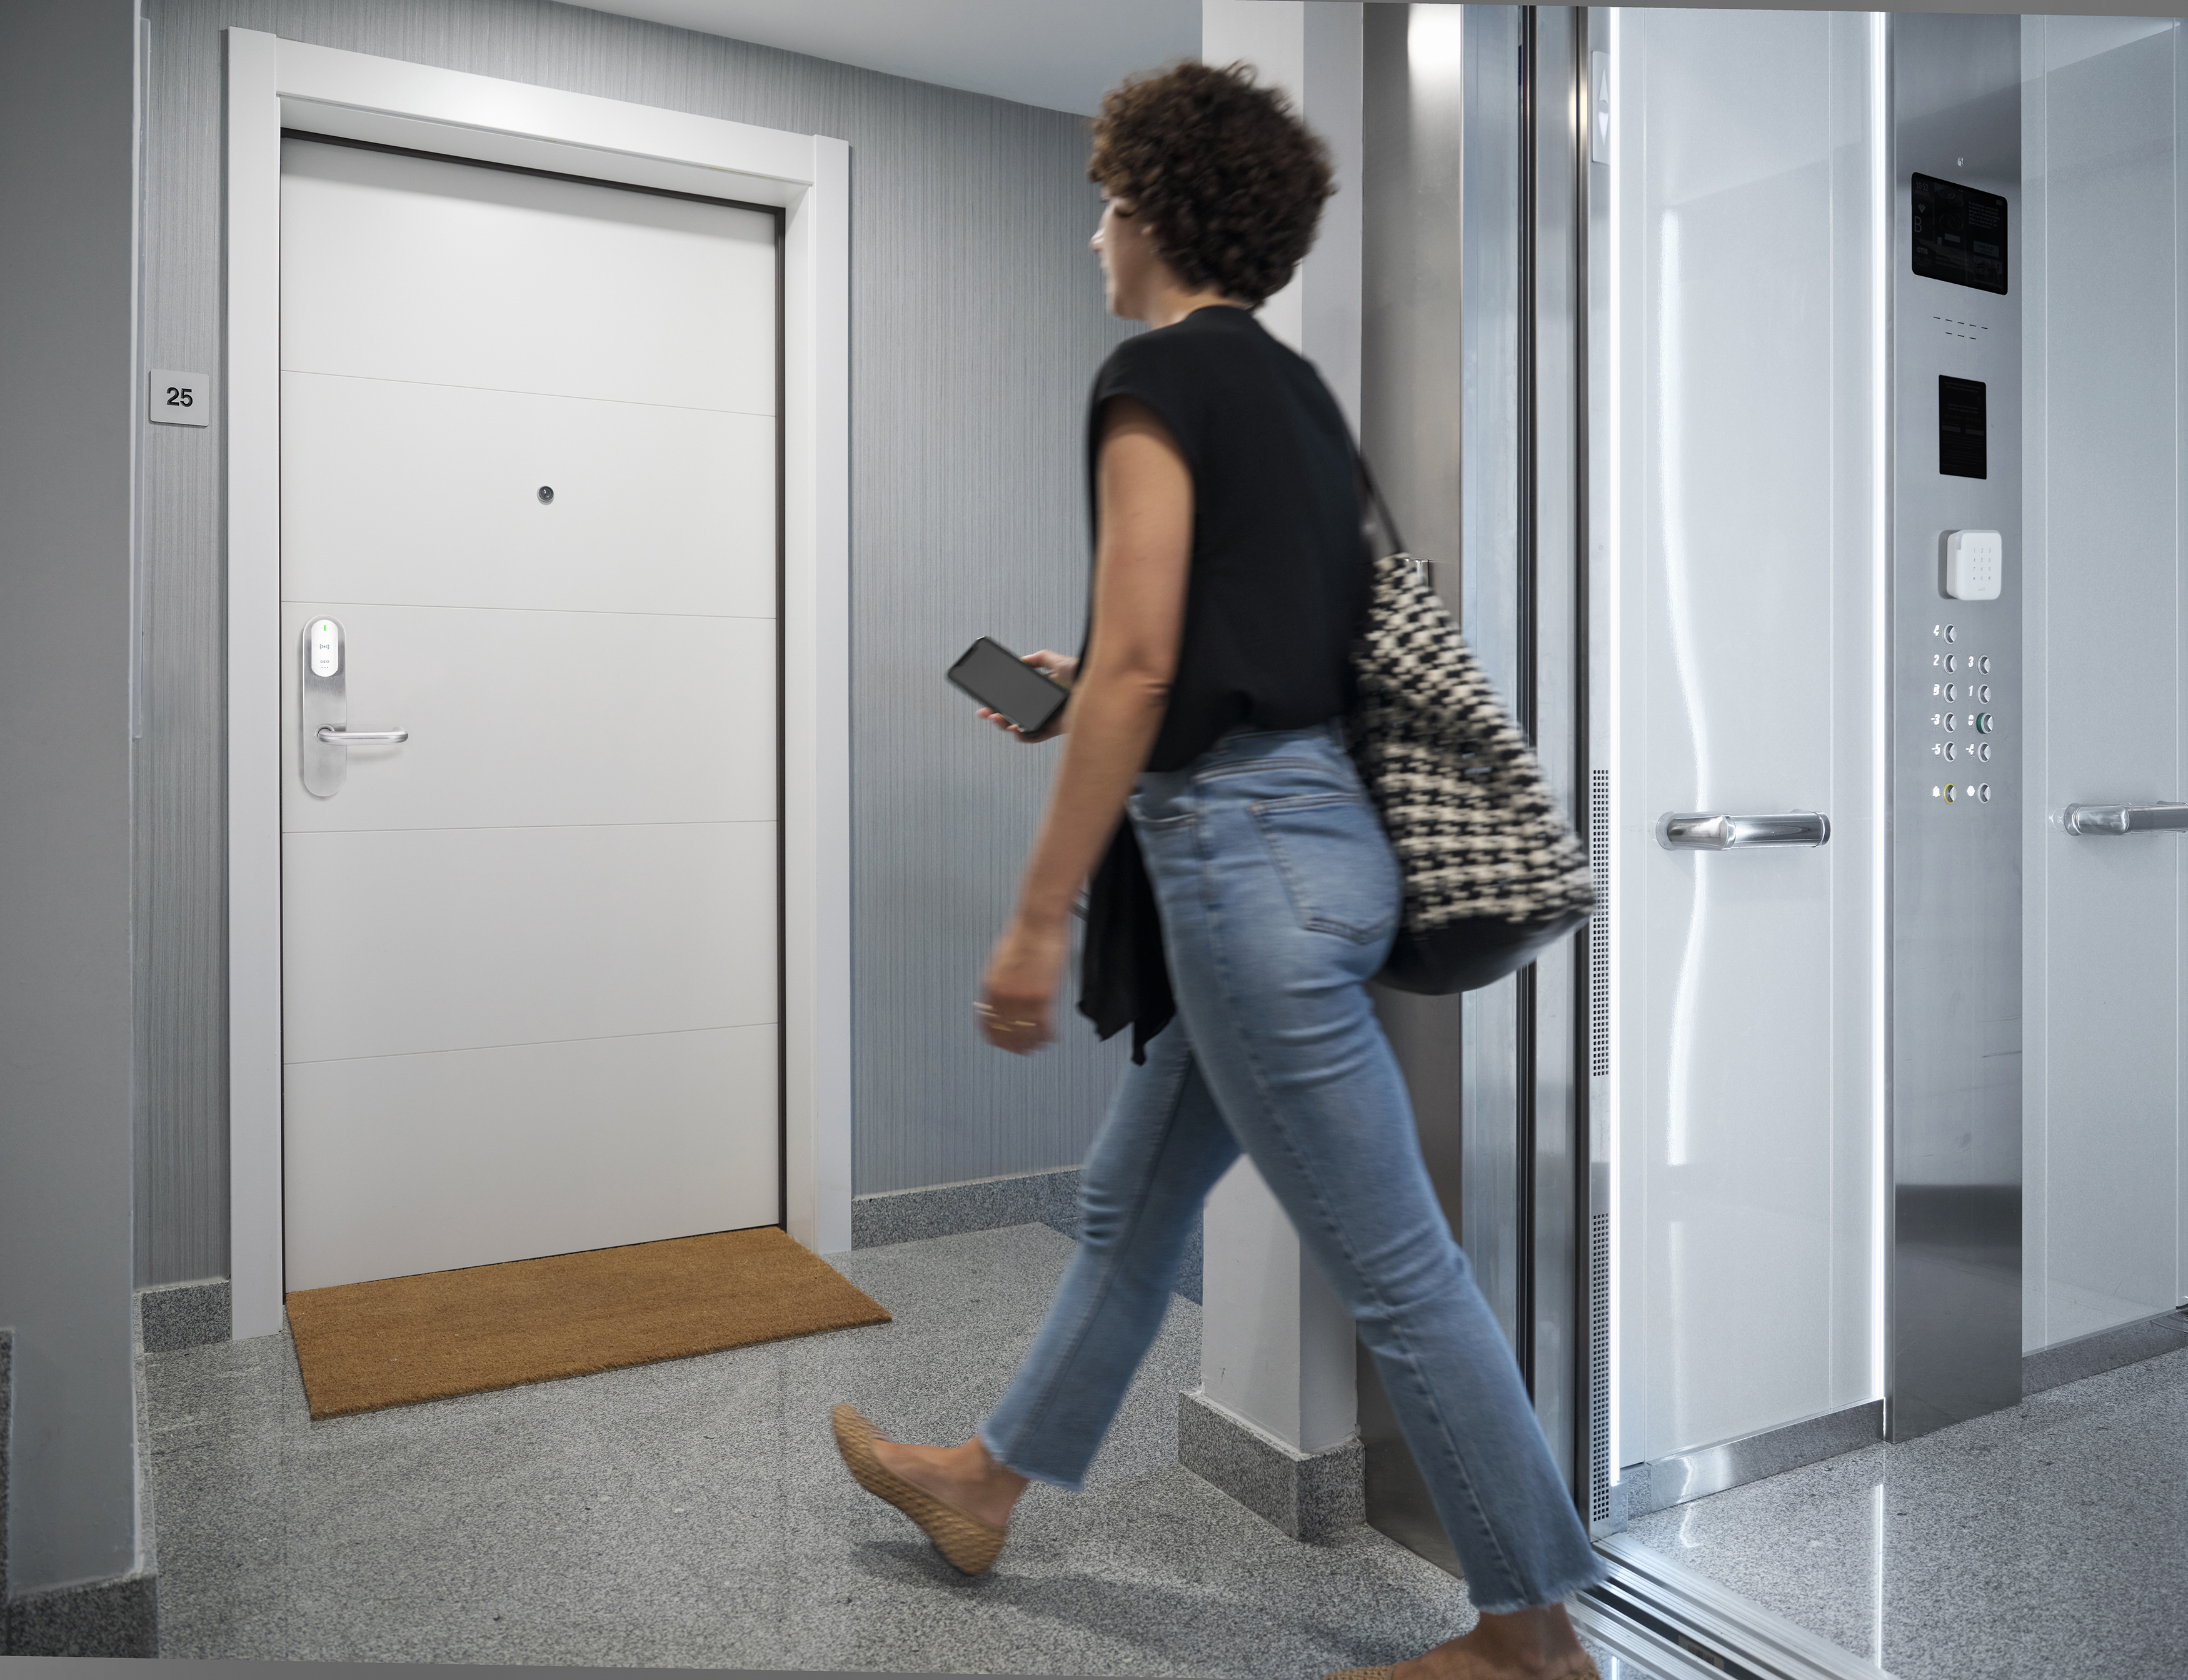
top-left (1353, 449), bottom-right (1409, 560)
top-left (1355, 449), bottom-right (1432, 600)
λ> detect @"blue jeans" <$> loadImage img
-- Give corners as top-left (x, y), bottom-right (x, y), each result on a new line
top-left (978, 722), bottom-right (1604, 1614)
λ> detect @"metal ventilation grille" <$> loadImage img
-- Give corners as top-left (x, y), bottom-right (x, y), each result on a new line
top-left (1588, 1210), bottom-right (1613, 1524)
top-left (1588, 769), bottom-right (1612, 1078)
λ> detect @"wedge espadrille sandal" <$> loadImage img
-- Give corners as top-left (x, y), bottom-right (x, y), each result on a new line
top-left (831, 1402), bottom-right (1008, 1576)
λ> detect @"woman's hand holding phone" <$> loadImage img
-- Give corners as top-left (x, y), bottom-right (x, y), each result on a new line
top-left (977, 650), bottom-right (1077, 742)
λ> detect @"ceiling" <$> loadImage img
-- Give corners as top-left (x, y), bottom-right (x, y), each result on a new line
top-left (579, 0), bottom-right (1202, 116)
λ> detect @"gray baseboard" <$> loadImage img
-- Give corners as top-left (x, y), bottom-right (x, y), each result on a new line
top-left (6, 1573), bottom-right (159, 1658)
top-left (132, 1279), bottom-right (160, 1602)
top-left (136, 1278), bottom-right (230, 1354)
top-left (0, 1311), bottom-right (160, 1657)
top-left (1178, 1386), bottom-right (1363, 1541)
top-left (2, 1327), bottom-right (11, 1609)
top-left (2024, 1305), bottom-right (2188, 1395)
top-left (852, 1168), bottom-right (1086, 1246)
top-left (1620, 1400), bottom-right (1884, 1519)
top-left (1612, 1313), bottom-right (2188, 1523)
top-left (852, 1168), bottom-right (1205, 1304)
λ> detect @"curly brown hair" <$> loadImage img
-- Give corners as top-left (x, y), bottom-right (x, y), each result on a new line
top-left (1088, 61), bottom-right (1335, 308)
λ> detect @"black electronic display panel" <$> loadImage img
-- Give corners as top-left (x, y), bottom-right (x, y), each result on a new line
top-left (1939, 376), bottom-right (1987, 479)
top-left (1912, 173), bottom-right (2007, 294)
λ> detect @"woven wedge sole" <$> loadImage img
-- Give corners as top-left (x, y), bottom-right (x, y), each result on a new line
top-left (831, 1402), bottom-right (1007, 1576)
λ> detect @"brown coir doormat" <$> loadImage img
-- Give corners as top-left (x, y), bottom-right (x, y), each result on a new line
top-left (284, 1226), bottom-right (891, 1419)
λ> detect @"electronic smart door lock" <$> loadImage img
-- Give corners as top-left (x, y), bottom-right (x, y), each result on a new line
top-left (300, 617), bottom-right (408, 798)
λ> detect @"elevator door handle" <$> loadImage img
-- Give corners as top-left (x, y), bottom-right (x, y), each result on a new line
top-left (1657, 811), bottom-right (1831, 851)
top-left (316, 728), bottom-right (409, 746)
top-left (2062, 801), bottom-right (2188, 836)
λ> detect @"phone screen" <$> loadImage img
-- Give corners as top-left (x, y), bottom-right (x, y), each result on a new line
top-left (946, 637), bottom-right (1070, 734)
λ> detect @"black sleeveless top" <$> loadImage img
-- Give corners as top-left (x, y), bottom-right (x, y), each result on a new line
top-left (1075, 306), bottom-right (1367, 1058)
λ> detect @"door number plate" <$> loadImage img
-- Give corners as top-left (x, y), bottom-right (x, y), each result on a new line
top-left (148, 369), bottom-right (210, 427)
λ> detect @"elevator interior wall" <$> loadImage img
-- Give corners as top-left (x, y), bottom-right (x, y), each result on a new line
top-left (2022, 14), bottom-right (2188, 1355)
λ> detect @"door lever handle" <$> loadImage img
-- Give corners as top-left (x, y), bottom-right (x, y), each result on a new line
top-left (317, 728), bottom-right (409, 746)
top-left (1657, 811), bottom-right (1830, 851)
top-left (2062, 801), bottom-right (2188, 836)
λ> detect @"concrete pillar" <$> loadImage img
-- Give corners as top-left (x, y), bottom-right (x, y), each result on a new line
top-left (0, 0), bottom-right (159, 1652)
top-left (1178, 1), bottom-right (1367, 1543)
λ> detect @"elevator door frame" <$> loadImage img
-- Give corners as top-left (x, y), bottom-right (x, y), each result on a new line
top-left (1368, 0), bottom-right (2039, 1558)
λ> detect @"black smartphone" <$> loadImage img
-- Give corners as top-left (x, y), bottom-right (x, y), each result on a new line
top-left (946, 636), bottom-right (1070, 735)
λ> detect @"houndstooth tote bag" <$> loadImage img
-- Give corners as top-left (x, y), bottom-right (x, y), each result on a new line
top-left (1347, 461), bottom-right (1594, 994)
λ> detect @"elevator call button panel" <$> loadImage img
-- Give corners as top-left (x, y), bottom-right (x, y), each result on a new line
top-left (1926, 623), bottom-right (2003, 789)
top-left (1912, 172), bottom-right (2008, 294)
top-left (1889, 24), bottom-right (2024, 1439)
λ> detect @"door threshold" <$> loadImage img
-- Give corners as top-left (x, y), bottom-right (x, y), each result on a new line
top-left (1577, 1534), bottom-right (1890, 1680)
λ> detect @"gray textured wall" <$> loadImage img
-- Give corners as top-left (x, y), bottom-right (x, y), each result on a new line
top-left (137, 0), bottom-right (1133, 1284)
top-left (1, 0), bottom-right (145, 1594)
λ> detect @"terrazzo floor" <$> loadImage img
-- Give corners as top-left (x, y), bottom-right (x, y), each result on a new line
top-left (147, 1222), bottom-right (1493, 1674)
top-left (1627, 1346), bottom-right (2188, 1680)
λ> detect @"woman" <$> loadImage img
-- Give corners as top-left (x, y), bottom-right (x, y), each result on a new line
top-left (832, 62), bottom-right (1604, 1680)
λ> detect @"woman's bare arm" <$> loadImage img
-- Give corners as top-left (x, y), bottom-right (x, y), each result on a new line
top-left (977, 396), bottom-right (1190, 1051)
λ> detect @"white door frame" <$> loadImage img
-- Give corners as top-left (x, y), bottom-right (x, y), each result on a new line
top-left (224, 28), bottom-right (852, 1340)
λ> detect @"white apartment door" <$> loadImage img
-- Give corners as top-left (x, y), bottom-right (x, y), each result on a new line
top-left (278, 137), bottom-right (782, 1292)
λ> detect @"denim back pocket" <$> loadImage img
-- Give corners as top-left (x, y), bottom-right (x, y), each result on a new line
top-left (1127, 794), bottom-right (1197, 835)
top-left (1250, 793), bottom-right (1399, 943)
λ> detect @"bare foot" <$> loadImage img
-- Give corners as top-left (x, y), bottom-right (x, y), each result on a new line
top-left (870, 1432), bottom-right (1029, 1532)
top-left (1392, 1605), bottom-right (1592, 1680)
